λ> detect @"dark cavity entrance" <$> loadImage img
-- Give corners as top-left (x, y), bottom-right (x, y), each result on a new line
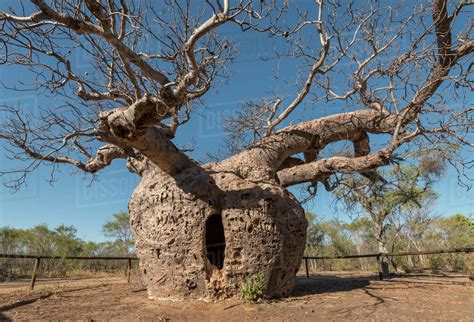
top-left (205, 213), bottom-right (225, 269)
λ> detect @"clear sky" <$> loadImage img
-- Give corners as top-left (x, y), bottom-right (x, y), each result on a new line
top-left (0, 1), bottom-right (472, 242)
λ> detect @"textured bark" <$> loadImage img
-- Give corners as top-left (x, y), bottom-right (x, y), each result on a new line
top-left (123, 110), bottom-right (401, 300)
top-left (129, 164), bottom-right (307, 300)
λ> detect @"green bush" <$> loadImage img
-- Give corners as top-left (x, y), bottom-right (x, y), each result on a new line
top-left (240, 272), bottom-right (265, 301)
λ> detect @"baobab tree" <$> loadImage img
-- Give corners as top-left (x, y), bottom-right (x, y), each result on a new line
top-left (0, 0), bottom-right (472, 300)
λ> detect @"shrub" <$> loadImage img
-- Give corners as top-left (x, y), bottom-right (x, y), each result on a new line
top-left (240, 272), bottom-right (265, 302)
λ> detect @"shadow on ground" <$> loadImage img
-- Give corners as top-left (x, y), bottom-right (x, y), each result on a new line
top-left (0, 293), bottom-right (53, 312)
top-left (291, 274), bottom-right (374, 297)
top-left (291, 270), bottom-right (471, 298)
top-left (0, 283), bottom-right (109, 319)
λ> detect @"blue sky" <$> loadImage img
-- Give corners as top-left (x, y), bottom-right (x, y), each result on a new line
top-left (0, 1), bottom-right (472, 242)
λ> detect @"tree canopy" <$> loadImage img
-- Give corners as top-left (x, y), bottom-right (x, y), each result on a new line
top-left (0, 0), bottom-right (471, 197)
top-left (0, 212), bottom-right (134, 256)
top-left (102, 211), bottom-right (134, 255)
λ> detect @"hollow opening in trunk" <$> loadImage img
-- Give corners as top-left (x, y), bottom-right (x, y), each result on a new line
top-left (205, 213), bottom-right (225, 269)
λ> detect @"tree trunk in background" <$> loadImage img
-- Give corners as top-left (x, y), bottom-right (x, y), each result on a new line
top-left (407, 255), bottom-right (415, 270)
top-left (376, 238), bottom-right (390, 278)
top-left (357, 245), bottom-right (364, 270)
top-left (413, 241), bottom-right (427, 268)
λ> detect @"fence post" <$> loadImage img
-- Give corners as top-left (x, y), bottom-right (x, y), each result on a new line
top-left (30, 257), bottom-right (41, 290)
top-left (127, 258), bottom-right (132, 283)
top-left (376, 255), bottom-right (383, 281)
top-left (465, 251), bottom-right (473, 283)
top-left (304, 258), bottom-right (309, 278)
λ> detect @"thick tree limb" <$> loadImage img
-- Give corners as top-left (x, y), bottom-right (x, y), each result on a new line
top-left (83, 144), bottom-right (129, 173)
top-left (277, 147), bottom-right (394, 187)
top-left (214, 109), bottom-right (398, 180)
top-left (98, 95), bottom-right (174, 139)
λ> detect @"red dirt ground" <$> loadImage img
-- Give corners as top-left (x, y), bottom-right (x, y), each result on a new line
top-left (1, 271), bottom-right (472, 321)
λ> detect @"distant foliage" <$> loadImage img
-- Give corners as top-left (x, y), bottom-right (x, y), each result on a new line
top-left (305, 213), bottom-right (473, 272)
top-left (0, 224), bottom-right (133, 257)
top-left (0, 211), bottom-right (135, 281)
top-left (102, 211), bottom-right (134, 255)
top-left (0, 211), bottom-right (134, 257)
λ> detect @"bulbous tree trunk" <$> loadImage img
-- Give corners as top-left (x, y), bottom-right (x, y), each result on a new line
top-left (129, 165), bottom-right (307, 300)
top-left (123, 107), bottom-right (403, 300)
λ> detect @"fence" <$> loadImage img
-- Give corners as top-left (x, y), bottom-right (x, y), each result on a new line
top-left (0, 254), bottom-right (138, 290)
top-left (1, 247), bottom-right (473, 290)
top-left (302, 247), bottom-right (474, 281)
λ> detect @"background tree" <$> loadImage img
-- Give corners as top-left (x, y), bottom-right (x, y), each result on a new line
top-left (430, 214), bottom-right (474, 270)
top-left (102, 211), bottom-right (133, 255)
top-left (437, 214), bottom-right (474, 248)
top-left (335, 160), bottom-right (443, 276)
top-left (53, 225), bottom-right (85, 257)
top-left (345, 217), bottom-right (375, 270)
top-left (0, 220), bottom-right (136, 280)
top-left (0, 227), bottom-right (25, 254)
top-left (305, 211), bottom-right (324, 255)
top-left (305, 212), bottom-right (357, 271)
top-left (22, 224), bottom-right (57, 256)
top-left (388, 193), bottom-right (440, 268)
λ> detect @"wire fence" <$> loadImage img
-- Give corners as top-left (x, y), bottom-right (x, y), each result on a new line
top-left (1, 247), bottom-right (472, 290)
top-left (0, 254), bottom-right (138, 289)
top-left (301, 247), bottom-right (474, 281)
